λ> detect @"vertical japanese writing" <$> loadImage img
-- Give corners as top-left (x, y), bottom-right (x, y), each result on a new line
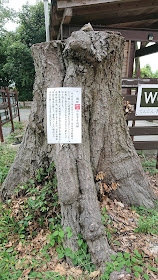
top-left (55, 91), bottom-right (58, 141)
top-left (51, 91), bottom-right (55, 137)
top-left (58, 91), bottom-right (61, 142)
top-left (49, 93), bottom-right (51, 127)
top-left (67, 91), bottom-right (71, 141)
top-left (65, 91), bottom-right (67, 139)
top-left (47, 88), bottom-right (81, 144)
top-left (71, 92), bottom-right (73, 139)
top-left (75, 96), bottom-right (80, 128)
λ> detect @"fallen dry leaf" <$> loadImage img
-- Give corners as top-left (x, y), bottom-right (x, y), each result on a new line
top-left (22, 267), bottom-right (31, 277)
top-left (112, 182), bottom-right (118, 191)
top-left (17, 241), bottom-right (23, 251)
top-left (143, 247), bottom-right (153, 257)
top-left (96, 171), bottom-right (105, 181)
top-left (15, 259), bottom-right (21, 270)
top-left (54, 264), bottom-right (67, 276)
top-left (114, 200), bottom-right (124, 208)
top-left (68, 267), bottom-right (83, 277)
top-left (89, 270), bottom-right (100, 278)
top-left (5, 241), bottom-right (13, 248)
top-left (103, 183), bottom-right (108, 191)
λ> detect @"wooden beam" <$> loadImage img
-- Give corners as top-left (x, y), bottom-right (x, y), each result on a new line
top-left (122, 78), bottom-right (158, 87)
top-left (130, 126), bottom-right (158, 136)
top-left (135, 43), bottom-right (158, 57)
top-left (127, 41), bottom-right (135, 77)
top-left (57, 8), bottom-right (72, 39)
top-left (127, 112), bottom-right (158, 121)
top-left (72, 0), bottom-right (158, 17)
top-left (63, 25), bottom-right (158, 42)
top-left (106, 19), bottom-right (158, 29)
top-left (76, 12), bottom-right (158, 27)
top-left (62, 8), bottom-right (72, 25)
top-left (57, 0), bottom-right (124, 10)
top-left (133, 141), bottom-right (158, 150)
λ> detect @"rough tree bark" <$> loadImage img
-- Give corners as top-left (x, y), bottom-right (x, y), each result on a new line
top-left (0, 29), bottom-right (156, 267)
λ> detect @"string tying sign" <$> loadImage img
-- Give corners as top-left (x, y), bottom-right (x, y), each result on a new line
top-left (47, 87), bottom-right (82, 144)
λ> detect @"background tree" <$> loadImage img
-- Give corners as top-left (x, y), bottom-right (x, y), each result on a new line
top-left (0, 2), bottom-right (14, 34)
top-left (3, 41), bottom-right (35, 101)
top-left (0, 1), bottom-right (45, 100)
top-left (0, 32), bottom-right (10, 86)
top-left (0, 2), bottom-right (15, 86)
top-left (140, 64), bottom-right (158, 78)
top-left (18, 2), bottom-right (45, 47)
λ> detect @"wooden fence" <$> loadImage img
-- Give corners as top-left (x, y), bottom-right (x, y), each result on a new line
top-left (122, 78), bottom-right (158, 167)
top-left (0, 87), bottom-right (20, 142)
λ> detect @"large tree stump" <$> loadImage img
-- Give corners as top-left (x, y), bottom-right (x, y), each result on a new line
top-left (1, 29), bottom-right (156, 267)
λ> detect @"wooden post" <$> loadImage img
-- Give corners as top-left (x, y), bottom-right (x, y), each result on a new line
top-left (6, 88), bottom-right (14, 132)
top-left (156, 153), bottom-right (158, 169)
top-left (0, 114), bottom-right (4, 142)
top-left (15, 89), bottom-right (20, 122)
top-left (0, 87), bottom-right (4, 142)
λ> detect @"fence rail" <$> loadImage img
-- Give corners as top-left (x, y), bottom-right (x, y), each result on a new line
top-left (122, 78), bottom-right (158, 167)
top-left (0, 87), bottom-right (20, 142)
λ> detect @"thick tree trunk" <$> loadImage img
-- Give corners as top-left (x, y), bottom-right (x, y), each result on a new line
top-left (0, 30), bottom-right (156, 267)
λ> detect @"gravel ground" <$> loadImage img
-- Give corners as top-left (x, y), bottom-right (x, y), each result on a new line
top-left (16, 108), bottom-right (31, 122)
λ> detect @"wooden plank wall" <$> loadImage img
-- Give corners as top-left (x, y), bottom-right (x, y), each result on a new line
top-left (122, 41), bottom-right (130, 77)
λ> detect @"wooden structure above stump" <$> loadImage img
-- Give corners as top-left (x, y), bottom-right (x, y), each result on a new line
top-left (50, 0), bottom-right (158, 166)
top-left (50, 0), bottom-right (158, 78)
top-left (50, 1), bottom-right (158, 37)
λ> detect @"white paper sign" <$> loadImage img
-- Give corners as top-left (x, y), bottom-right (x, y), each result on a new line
top-left (47, 87), bottom-right (82, 144)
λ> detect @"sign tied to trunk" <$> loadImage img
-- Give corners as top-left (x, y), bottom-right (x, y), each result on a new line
top-left (47, 87), bottom-right (82, 144)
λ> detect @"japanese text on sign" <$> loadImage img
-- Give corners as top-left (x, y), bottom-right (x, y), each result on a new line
top-left (47, 88), bottom-right (82, 144)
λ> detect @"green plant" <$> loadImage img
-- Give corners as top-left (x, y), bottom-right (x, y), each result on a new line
top-left (102, 207), bottom-right (116, 243)
top-left (63, 233), bottom-right (96, 272)
top-left (133, 205), bottom-right (158, 235)
top-left (141, 158), bottom-right (158, 175)
top-left (2, 121), bottom-right (24, 144)
top-left (0, 164), bottom-right (63, 279)
top-left (14, 163), bottom-right (60, 235)
top-left (0, 145), bottom-right (16, 185)
top-left (3, 120), bottom-right (23, 130)
top-left (100, 250), bottom-right (157, 280)
top-left (47, 224), bottom-right (64, 247)
top-left (136, 215), bottom-right (158, 234)
top-left (46, 220), bottom-right (96, 273)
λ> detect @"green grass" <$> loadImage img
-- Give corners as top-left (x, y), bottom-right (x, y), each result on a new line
top-left (133, 205), bottom-right (158, 235)
top-left (3, 120), bottom-right (23, 130)
top-left (3, 120), bottom-right (24, 144)
top-left (142, 158), bottom-right (158, 175)
top-left (0, 120), bottom-right (24, 185)
top-left (138, 152), bottom-right (158, 175)
top-left (0, 165), bottom-right (64, 279)
top-left (0, 142), bottom-right (157, 278)
top-left (0, 166), bottom-right (93, 279)
top-left (0, 166), bottom-right (157, 279)
top-left (0, 145), bottom-right (16, 185)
